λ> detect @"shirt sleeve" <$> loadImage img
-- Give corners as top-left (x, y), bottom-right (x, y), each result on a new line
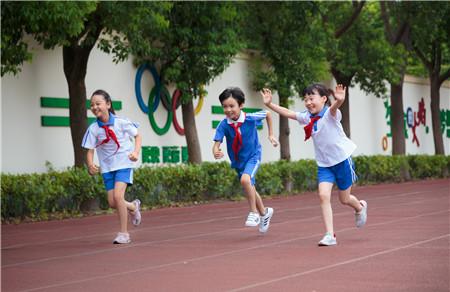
top-left (324, 108), bottom-right (342, 122)
top-left (213, 119), bottom-right (226, 142)
top-left (296, 111), bottom-right (310, 125)
top-left (247, 111), bottom-right (267, 127)
top-left (334, 109), bottom-right (342, 121)
top-left (81, 125), bottom-right (97, 149)
top-left (121, 118), bottom-right (139, 137)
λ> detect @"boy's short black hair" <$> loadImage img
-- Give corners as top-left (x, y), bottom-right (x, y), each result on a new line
top-left (219, 87), bottom-right (245, 105)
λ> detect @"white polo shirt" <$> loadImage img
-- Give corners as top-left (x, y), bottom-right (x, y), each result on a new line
top-left (296, 108), bottom-right (356, 167)
top-left (82, 114), bottom-right (139, 173)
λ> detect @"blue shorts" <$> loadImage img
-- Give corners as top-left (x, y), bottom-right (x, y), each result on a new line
top-left (101, 168), bottom-right (133, 191)
top-left (317, 157), bottom-right (357, 190)
top-left (235, 156), bottom-right (261, 186)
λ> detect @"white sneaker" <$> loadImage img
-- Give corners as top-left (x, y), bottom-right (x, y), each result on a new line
top-left (113, 232), bottom-right (131, 244)
top-left (318, 232), bottom-right (337, 246)
top-left (355, 200), bottom-right (367, 228)
top-left (259, 207), bottom-right (274, 233)
top-left (131, 199), bottom-right (142, 226)
top-left (245, 212), bottom-right (260, 227)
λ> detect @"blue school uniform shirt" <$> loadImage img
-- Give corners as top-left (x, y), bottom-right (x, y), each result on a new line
top-left (213, 111), bottom-right (267, 169)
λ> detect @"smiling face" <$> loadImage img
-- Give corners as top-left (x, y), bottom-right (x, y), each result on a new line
top-left (303, 90), bottom-right (327, 115)
top-left (90, 94), bottom-right (111, 122)
top-left (221, 96), bottom-right (243, 121)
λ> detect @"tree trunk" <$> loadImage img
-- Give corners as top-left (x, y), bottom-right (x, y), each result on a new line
top-left (331, 68), bottom-right (353, 138)
top-left (340, 86), bottom-right (351, 138)
top-left (278, 94), bottom-right (291, 161)
top-left (63, 45), bottom-right (93, 167)
top-left (390, 75), bottom-right (406, 155)
top-left (430, 73), bottom-right (445, 154)
top-left (182, 99), bottom-right (202, 164)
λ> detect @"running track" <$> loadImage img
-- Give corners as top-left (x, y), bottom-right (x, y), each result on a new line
top-left (2, 179), bottom-right (449, 292)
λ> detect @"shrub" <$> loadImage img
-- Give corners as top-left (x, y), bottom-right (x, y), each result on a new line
top-left (1, 155), bottom-right (448, 222)
top-left (407, 155), bottom-right (449, 178)
top-left (201, 162), bottom-right (241, 200)
top-left (354, 155), bottom-right (410, 184)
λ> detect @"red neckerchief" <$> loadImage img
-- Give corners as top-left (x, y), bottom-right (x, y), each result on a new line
top-left (230, 122), bottom-right (243, 161)
top-left (97, 125), bottom-right (120, 153)
top-left (304, 116), bottom-right (321, 141)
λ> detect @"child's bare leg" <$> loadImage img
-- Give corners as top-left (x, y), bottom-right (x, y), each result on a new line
top-left (318, 182), bottom-right (334, 235)
top-left (113, 182), bottom-right (130, 233)
top-left (255, 190), bottom-right (266, 215)
top-left (107, 190), bottom-right (116, 209)
top-left (126, 200), bottom-right (136, 215)
top-left (107, 189), bottom-right (136, 213)
top-left (338, 187), bottom-right (362, 213)
top-left (241, 174), bottom-right (258, 213)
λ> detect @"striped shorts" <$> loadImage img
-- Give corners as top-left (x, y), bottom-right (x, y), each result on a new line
top-left (317, 157), bottom-right (357, 190)
top-left (235, 155), bottom-right (261, 186)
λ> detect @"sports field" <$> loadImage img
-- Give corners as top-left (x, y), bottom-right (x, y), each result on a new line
top-left (2, 179), bottom-right (449, 292)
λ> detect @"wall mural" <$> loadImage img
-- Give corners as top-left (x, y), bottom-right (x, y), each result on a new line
top-left (382, 97), bottom-right (449, 151)
top-left (135, 63), bottom-right (204, 136)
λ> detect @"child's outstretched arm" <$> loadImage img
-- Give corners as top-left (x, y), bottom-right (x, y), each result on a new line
top-left (86, 149), bottom-right (99, 175)
top-left (265, 111), bottom-right (279, 147)
top-left (128, 133), bottom-right (142, 161)
top-left (329, 84), bottom-right (346, 117)
top-left (260, 88), bottom-right (297, 120)
top-left (212, 141), bottom-right (224, 159)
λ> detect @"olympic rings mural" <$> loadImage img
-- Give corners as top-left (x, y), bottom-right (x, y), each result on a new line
top-left (135, 63), bottom-right (204, 136)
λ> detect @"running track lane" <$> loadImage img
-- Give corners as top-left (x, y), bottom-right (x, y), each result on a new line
top-left (2, 179), bottom-right (449, 292)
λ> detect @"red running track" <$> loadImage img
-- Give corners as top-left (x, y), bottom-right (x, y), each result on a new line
top-left (2, 179), bottom-right (449, 292)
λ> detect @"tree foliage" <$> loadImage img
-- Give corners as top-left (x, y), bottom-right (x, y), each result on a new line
top-left (1, 1), bottom-right (96, 76)
top-left (134, 2), bottom-right (244, 164)
top-left (407, 2), bottom-right (450, 85)
top-left (407, 1), bottom-right (450, 154)
top-left (243, 1), bottom-right (327, 161)
top-left (323, 2), bottom-right (397, 98)
top-left (136, 1), bottom-right (243, 99)
top-left (1, 1), bottom-right (171, 166)
top-left (245, 2), bottom-right (327, 97)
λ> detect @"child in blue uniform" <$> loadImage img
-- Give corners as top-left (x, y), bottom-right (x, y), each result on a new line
top-left (213, 87), bottom-right (279, 233)
top-left (261, 84), bottom-right (367, 246)
top-left (82, 89), bottom-right (142, 244)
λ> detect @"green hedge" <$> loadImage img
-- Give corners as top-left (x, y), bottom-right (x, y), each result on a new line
top-left (1, 155), bottom-right (448, 222)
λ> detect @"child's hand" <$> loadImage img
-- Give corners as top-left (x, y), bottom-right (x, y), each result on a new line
top-left (213, 148), bottom-right (224, 159)
top-left (260, 88), bottom-right (273, 105)
top-left (128, 151), bottom-right (139, 162)
top-left (334, 84), bottom-right (346, 102)
top-left (87, 164), bottom-right (99, 175)
top-left (268, 135), bottom-right (279, 147)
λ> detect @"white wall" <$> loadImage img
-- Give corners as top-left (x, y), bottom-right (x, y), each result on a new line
top-left (2, 45), bottom-right (449, 173)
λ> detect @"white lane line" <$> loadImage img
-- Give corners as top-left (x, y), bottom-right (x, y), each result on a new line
top-left (2, 196), bottom-right (446, 268)
top-left (5, 184), bottom-right (448, 237)
top-left (14, 209), bottom-right (449, 292)
top-left (228, 234), bottom-right (450, 291)
top-left (4, 187), bottom-right (446, 250)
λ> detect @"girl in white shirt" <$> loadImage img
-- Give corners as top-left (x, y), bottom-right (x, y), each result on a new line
top-left (82, 89), bottom-right (142, 244)
top-left (261, 84), bottom-right (367, 246)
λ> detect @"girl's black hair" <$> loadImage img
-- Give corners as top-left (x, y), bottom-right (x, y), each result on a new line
top-left (91, 89), bottom-right (115, 114)
top-left (219, 87), bottom-right (245, 106)
top-left (302, 83), bottom-right (334, 106)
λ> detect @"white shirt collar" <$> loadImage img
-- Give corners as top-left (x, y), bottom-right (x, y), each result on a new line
top-left (227, 111), bottom-right (246, 124)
